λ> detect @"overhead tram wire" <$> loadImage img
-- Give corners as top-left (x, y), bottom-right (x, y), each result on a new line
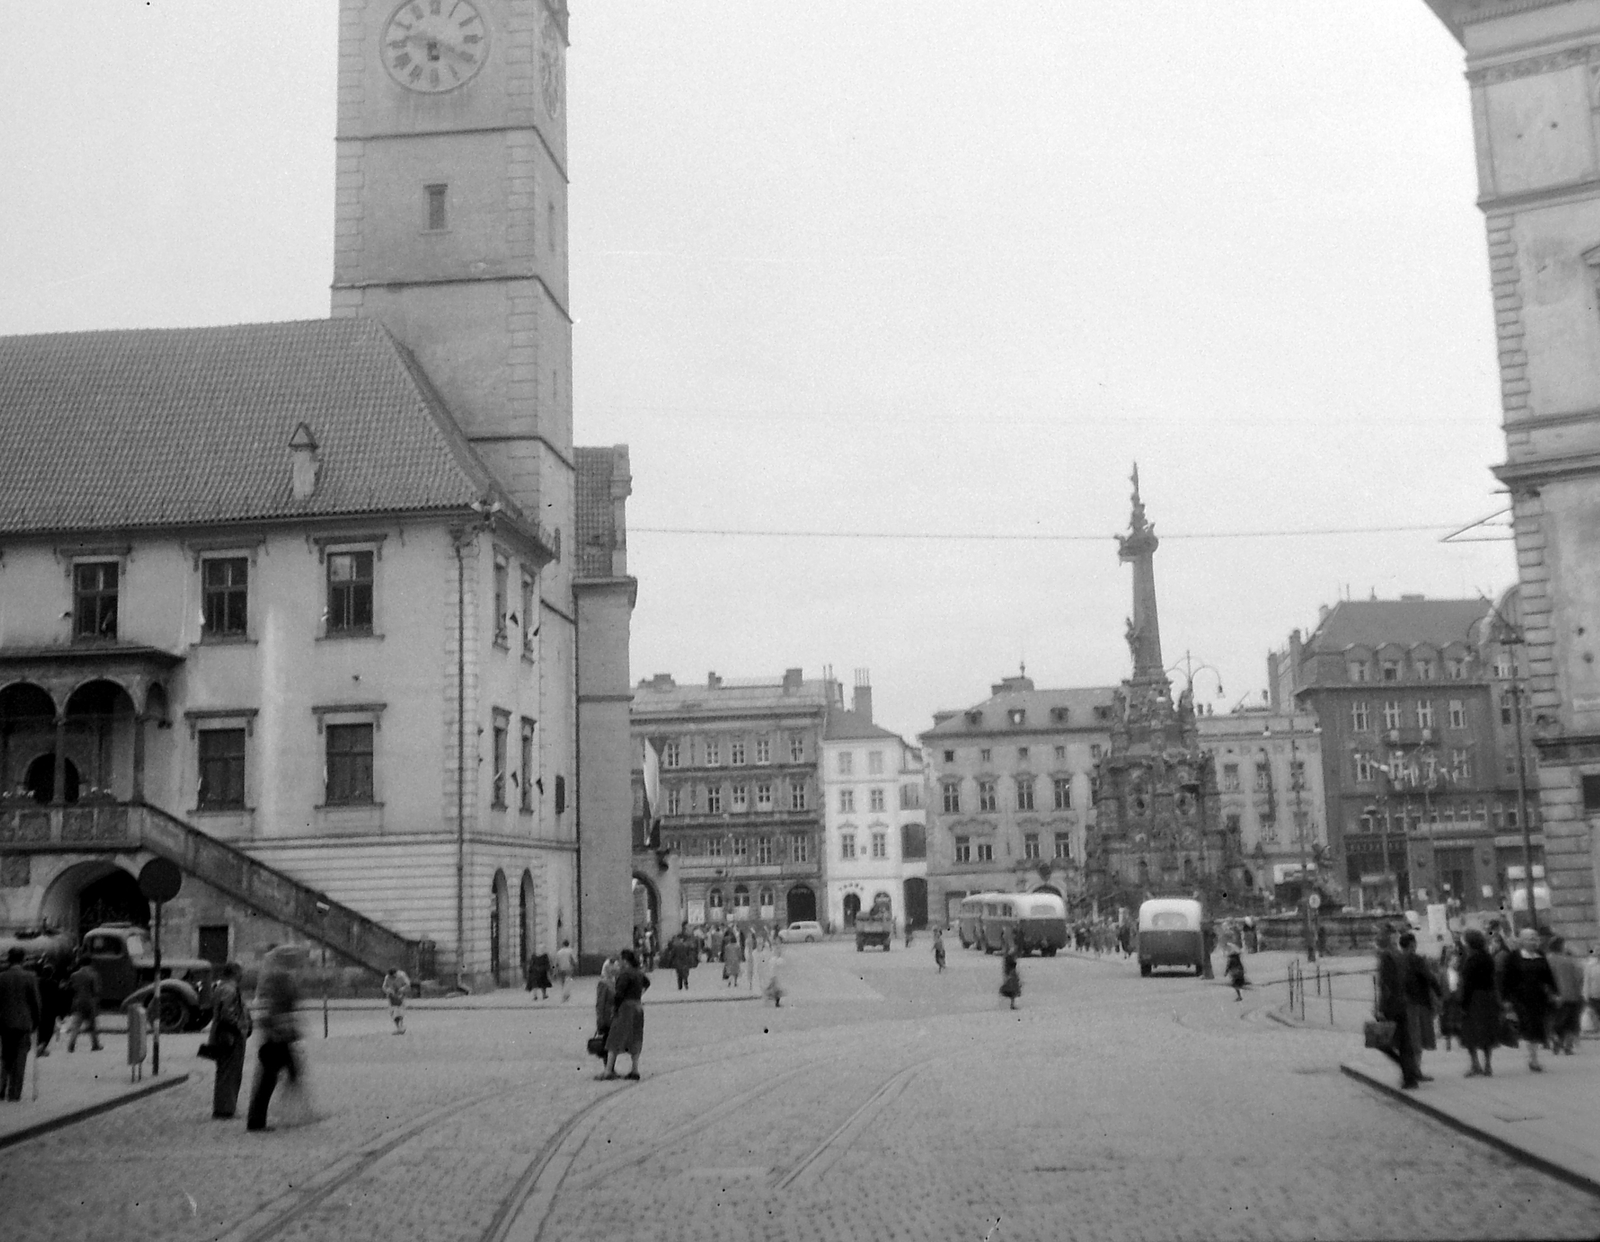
top-left (630, 522), bottom-right (1459, 543)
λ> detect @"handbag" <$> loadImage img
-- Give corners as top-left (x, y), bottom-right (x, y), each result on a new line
top-left (1363, 1019), bottom-right (1396, 1050)
top-left (586, 1032), bottom-right (608, 1059)
top-left (1499, 1007), bottom-right (1522, 1048)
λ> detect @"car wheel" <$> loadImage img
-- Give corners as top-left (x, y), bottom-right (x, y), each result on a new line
top-left (1139, 961), bottom-right (1152, 977)
top-left (153, 993), bottom-right (190, 1033)
top-left (806, 935), bottom-right (815, 943)
top-left (1043, 947), bottom-right (1057, 958)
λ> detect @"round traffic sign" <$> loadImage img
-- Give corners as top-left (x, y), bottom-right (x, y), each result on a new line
top-left (1308, 893), bottom-right (1321, 910)
top-left (138, 858), bottom-right (183, 903)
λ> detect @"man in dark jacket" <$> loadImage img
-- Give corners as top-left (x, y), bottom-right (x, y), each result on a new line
top-left (0, 948), bottom-right (42, 1100)
top-left (65, 957), bottom-right (102, 1052)
top-left (1374, 925), bottom-right (1420, 1089)
top-left (1399, 932), bottom-right (1441, 1082)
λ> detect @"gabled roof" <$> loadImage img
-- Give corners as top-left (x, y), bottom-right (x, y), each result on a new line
top-left (921, 685), bottom-right (1119, 739)
top-left (1304, 599), bottom-right (1488, 655)
top-left (823, 707), bottom-right (904, 744)
top-left (0, 319), bottom-right (519, 534)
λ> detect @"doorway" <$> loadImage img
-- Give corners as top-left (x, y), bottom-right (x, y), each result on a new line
top-left (842, 892), bottom-right (861, 927)
top-left (785, 884), bottom-right (816, 924)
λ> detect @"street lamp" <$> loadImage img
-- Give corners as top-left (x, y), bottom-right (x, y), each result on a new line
top-left (1484, 602), bottom-right (1541, 932)
top-left (1264, 720), bottom-right (1320, 961)
top-left (1167, 650), bottom-right (1225, 706)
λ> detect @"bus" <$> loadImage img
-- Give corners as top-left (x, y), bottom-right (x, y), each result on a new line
top-left (957, 891), bottom-right (1068, 956)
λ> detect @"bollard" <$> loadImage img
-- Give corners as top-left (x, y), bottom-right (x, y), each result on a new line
top-left (1315, 963), bottom-right (1322, 997)
top-left (1328, 971), bottom-right (1335, 1024)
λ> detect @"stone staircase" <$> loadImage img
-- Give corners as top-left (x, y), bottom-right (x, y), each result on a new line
top-left (0, 800), bottom-right (420, 976)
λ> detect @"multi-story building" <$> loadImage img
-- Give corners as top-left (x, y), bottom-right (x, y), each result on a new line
top-left (0, 0), bottom-right (637, 986)
top-left (820, 674), bottom-right (927, 932)
top-left (1422, 0), bottom-right (1600, 943)
top-left (1198, 708), bottom-right (1327, 909)
top-left (921, 674), bottom-right (1115, 926)
top-left (631, 669), bottom-right (837, 930)
top-left (1270, 596), bottom-right (1541, 914)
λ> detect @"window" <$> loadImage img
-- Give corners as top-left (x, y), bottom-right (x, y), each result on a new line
top-left (707, 785), bottom-right (723, 814)
top-left (1383, 700), bottom-right (1401, 730)
top-left (1353, 752), bottom-right (1374, 783)
top-left (325, 723), bottom-right (374, 805)
top-left (756, 782), bottom-right (773, 812)
top-left (900, 783), bottom-right (921, 810)
top-left (790, 834), bottom-right (810, 863)
top-left (1417, 701), bottom-right (1434, 730)
top-left (73, 562), bottom-right (119, 639)
top-left (1054, 746), bottom-right (1066, 760)
top-left (979, 780), bottom-right (997, 812)
top-left (327, 551), bottom-right (374, 633)
top-left (756, 836), bottom-right (773, 864)
top-left (1090, 744), bottom-right (1102, 760)
top-left (1015, 777), bottom-right (1034, 811)
top-left (491, 720), bottom-right (507, 807)
top-left (789, 734), bottom-right (804, 763)
top-left (759, 886), bottom-right (775, 909)
top-left (1023, 833), bottom-right (1040, 860)
top-left (732, 836), bottom-right (747, 859)
top-left (1495, 657), bottom-right (1514, 680)
top-left (942, 782), bottom-right (961, 813)
top-left (980, 748), bottom-right (992, 763)
top-left (732, 784), bottom-right (748, 812)
top-left (1452, 749), bottom-right (1471, 780)
top-left (730, 739), bottom-right (746, 766)
top-left (688, 785), bottom-right (699, 813)
top-left (707, 888), bottom-right (723, 911)
top-left (1449, 700), bottom-right (1465, 729)
top-left (707, 836), bottom-right (723, 858)
top-left (662, 740), bottom-right (679, 769)
top-left (1417, 659), bottom-right (1434, 681)
top-left (1448, 659), bottom-right (1467, 680)
top-left (1053, 777), bottom-right (1071, 810)
top-left (942, 750), bottom-right (955, 763)
top-left (868, 750), bottom-right (884, 775)
top-left (197, 729), bottom-right (246, 810)
top-left (1254, 762), bottom-right (1270, 792)
top-left (1222, 763), bottom-right (1241, 792)
top-left (976, 842), bottom-right (994, 862)
top-left (705, 738), bottom-right (721, 767)
top-left (1582, 774), bottom-right (1600, 812)
top-left (869, 787), bottom-right (885, 813)
top-left (789, 779), bottom-right (807, 811)
top-left (520, 720), bottom-right (535, 811)
top-left (202, 558), bottom-right (248, 638)
top-left (840, 789), bottom-right (855, 813)
top-left (902, 823), bottom-right (926, 858)
top-left (1290, 758), bottom-right (1305, 788)
top-left (521, 574), bottom-right (536, 655)
top-left (732, 885), bottom-right (750, 911)
top-left (755, 737), bottom-right (771, 764)
top-left (1351, 702), bottom-right (1370, 732)
top-left (871, 831), bottom-right (887, 859)
top-left (1053, 833), bottom-right (1071, 860)
top-left (665, 787), bottom-right (681, 816)
top-left (1017, 747), bottom-right (1029, 760)
top-left (1348, 660), bottom-right (1369, 683)
top-left (425, 183), bottom-right (447, 230)
top-left (841, 833), bottom-right (856, 860)
top-left (1382, 661), bottom-right (1400, 682)
top-left (493, 559), bottom-right (509, 643)
top-left (838, 751), bottom-right (854, 776)
top-left (954, 836), bottom-right (971, 863)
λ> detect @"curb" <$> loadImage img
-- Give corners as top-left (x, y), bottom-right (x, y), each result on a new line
top-left (0, 1072), bottom-right (190, 1151)
top-left (1338, 1061), bottom-right (1600, 1200)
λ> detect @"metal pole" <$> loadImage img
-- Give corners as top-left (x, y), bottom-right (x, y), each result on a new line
top-left (1509, 666), bottom-right (1539, 932)
top-left (1292, 733), bottom-right (1315, 962)
top-left (151, 900), bottom-right (161, 1077)
top-left (455, 534), bottom-right (467, 991)
top-left (322, 941), bottom-right (329, 1039)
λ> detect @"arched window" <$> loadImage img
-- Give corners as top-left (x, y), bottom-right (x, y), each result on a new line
top-left (758, 886), bottom-right (775, 909)
top-left (733, 884), bottom-right (750, 909)
top-left (707, 888), bottom-right (724, 909)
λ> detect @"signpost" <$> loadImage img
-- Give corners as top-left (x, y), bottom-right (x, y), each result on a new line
top-left (137, 859), bottom-right (182, 1076)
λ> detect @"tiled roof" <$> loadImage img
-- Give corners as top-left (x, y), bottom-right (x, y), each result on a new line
top-left (922, 685), bottom-right (1119, 737)
top-left (1305, 599), bottom-right (1489, 653)
top-left (823, 707), bottom-right (904, 744)
top-left (0, 319), bottom-right (511, 534)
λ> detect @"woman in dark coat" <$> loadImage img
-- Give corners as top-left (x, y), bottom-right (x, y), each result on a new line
top-left (208, 962), bottom-right (252, 1119)
top-left (1502, 927), bottom-right (1557, 1072)
top-left (526, 950), bottom-right (552, 1000)
top-left (598, 949), bottom-right (650, 1081)
top-left (1458, 929), bottom-right (1500, 1076)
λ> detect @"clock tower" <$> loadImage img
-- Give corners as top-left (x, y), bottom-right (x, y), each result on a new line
top-left (330, 0), bottom-right (572, 547)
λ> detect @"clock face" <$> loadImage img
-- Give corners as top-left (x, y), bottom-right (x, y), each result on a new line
top-left (382, 0), bottom-right (489, 94)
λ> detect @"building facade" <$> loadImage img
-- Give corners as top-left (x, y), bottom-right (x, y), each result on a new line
top-left (921, 675), bottom-right (1114, 926)
top-left (820, 677), bottom-right (927, 932)
top-left (1270, 596), bottom-right (1541, 915)
top-left (0, 0), bottom-right (637, 985)
top-left (1424, 0), bottom-right (1600, 943)
top-left (631, 670), bottom-right (837, 931)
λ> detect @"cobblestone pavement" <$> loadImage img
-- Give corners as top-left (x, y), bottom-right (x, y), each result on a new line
top-left (2, 943), bottom-right (1597, 1242)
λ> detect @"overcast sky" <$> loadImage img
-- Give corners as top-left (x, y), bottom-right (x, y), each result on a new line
top-left (1, 3), bottom-right (1504, 743)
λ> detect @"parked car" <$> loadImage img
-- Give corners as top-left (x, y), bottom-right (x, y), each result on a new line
top-left (80, 923), bottom-right (216, 1032)
top-left (778, 920), bottom-right (823, 943)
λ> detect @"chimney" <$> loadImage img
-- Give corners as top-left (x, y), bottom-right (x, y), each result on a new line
top-left (707, 672), bottom-right (721, 689)
top-left (853, 668), bottom-right (872, 722)
top-left (782, 667), bottom-right (803, 692)
top-left (288, 422), bottom-right (320, 500)
top-left (642, 673), bottom-right (676, 691)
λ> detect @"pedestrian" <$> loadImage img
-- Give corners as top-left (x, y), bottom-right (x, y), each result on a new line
top-left (1374, 925), bottom-right (1420, 1090)
top-left (207, 962), bottom-right (251, 1119)
top-left (381, 966), bottom-right (410, 1034)
top-left (553, 939), bottom-right (578, 1003)
top-left (0, 948), bottom-right (40, 1101)
top-left (34, 961), bottom-right (62, 1058)
top-left (1458, 928), bottom-right (1500, 1077)
top-left (597, 949), bottom-right (650, 1081)
top-left (764, 948), bottom-right (786, 1007)
top-left (246, 948), bottom-right (304, 1132)
top-left (1501, 926), bottom-right (1557, 1073)
top-left (721, 930), bottom-right (743, 988)
top-left (1225, 946), bottom-right (1248, 1001)
top-left (1583, 947), bottom-right (1600, 1036)
top-left (593, 956), bottom-right (618, 1050)
top-left (1439, 943), bottom-right (1464, 1053)
top-left (1546, 936), bottom-right (1584, 1055)
top-left (1399, 932), bottom-right (1441, 1079)
top-left (1000, 954), bottom-right (1022, 1009)
top-left (64, 955), bottom-right (102, 1052)
top-left (669, 929), bottom-right (694, 991)
top-left (905, 920), bottom-right (914, 949)
top-left (526, 948), bottom-right (552, 1001)
top-left (933, 928), bottom-right (946, 973)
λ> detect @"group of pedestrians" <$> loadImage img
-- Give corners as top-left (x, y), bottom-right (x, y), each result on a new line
top-left (1372, 920), bottom-right (1600, 1090)
top-left (0, 946), bottom-right (131, 1101)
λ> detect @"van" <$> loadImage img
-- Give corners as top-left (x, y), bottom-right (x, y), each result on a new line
top-left (1137, 898), bottom-right (1206, 977)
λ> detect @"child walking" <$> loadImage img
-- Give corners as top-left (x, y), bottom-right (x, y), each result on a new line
top-left (382, 967), bottom-right (410, 1034)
